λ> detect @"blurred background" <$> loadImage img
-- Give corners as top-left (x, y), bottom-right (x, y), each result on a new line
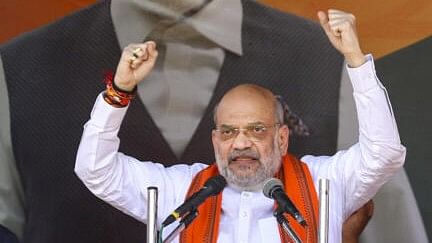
top-left (1, 0), bottom-right (431, 57)
top-left (1, 0), bottom-right (431, 240)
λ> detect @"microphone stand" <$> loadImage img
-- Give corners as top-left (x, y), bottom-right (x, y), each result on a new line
top-left (163, 210), bottom-right (199, 243)
top-left (273, 208), bottom-right (302, 243)
top-left (318, 178), bottom-right (329, 243)
top-left (147, 187), bottom-right (159, 243)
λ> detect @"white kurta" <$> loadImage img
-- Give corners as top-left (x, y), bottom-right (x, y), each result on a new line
top-left (75, 55), bottom-right (406, 243)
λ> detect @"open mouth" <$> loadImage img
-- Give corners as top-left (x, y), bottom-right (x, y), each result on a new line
top-left (228, 149), bottom-right (260, 165)
top-left (230, 156), bottom-right (259, 165)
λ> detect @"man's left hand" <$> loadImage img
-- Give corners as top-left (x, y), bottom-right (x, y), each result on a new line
top-left (318, 9), bottom-right (366, 67)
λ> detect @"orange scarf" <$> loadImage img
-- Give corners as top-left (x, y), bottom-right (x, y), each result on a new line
top-left (179, 154), bottom-right (319, 243)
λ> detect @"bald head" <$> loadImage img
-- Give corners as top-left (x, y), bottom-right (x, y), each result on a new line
top-left (214, 84), bottom-right (283, 125)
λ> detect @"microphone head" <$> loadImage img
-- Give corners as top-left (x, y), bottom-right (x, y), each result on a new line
top-left (204, 175), bottom-right (227, 195)
top-left (263, 178), bottom-right (284, 198)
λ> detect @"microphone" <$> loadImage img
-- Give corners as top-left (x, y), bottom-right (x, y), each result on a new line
top-left (263, 178), bottom-right (307, 226)
top-left (161, 175), bottom-right (227, 227)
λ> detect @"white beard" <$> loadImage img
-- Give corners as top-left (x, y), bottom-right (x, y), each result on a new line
top-left (215, 135), bottom-right (282, 191)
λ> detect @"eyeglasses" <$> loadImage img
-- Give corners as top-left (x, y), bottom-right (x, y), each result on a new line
top-left (214, 123), bottom-right (280, 142)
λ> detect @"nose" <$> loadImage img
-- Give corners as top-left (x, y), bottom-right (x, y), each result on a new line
top-left (232, 130), bottom-right (253, 150)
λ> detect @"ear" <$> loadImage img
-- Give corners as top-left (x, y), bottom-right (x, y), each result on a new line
top-left (211, 129), bottom-right (218, 150)
top-left (278, 125), bottom-right (289, 155)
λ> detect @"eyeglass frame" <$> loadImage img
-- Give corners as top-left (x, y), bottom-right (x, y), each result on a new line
top-left (213, 122), bottom-right (281, 142)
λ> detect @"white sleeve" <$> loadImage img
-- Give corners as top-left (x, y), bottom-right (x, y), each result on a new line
top-left (74, 94), bottom-right (207, 225)
top-left (303, 55), bottom-right (406, 220)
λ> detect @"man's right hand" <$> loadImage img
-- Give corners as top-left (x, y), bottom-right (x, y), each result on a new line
top-left (114, 41), bottom-right (158, 91)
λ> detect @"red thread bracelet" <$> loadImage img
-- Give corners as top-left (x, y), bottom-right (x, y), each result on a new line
top-left (102, 71), bottom-right (137, 107)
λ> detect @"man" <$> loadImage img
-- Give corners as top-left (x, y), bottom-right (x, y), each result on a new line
top-left (75, 9), bottom-right (405, 242)
top-left (0, 0), bottom-right (345, 242)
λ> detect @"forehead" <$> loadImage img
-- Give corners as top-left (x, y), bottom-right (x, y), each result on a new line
top-left (216, 88), bottom-right (276, 125)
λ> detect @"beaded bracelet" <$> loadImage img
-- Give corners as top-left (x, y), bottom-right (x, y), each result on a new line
top-left (102, 71), bottom-right (137, 108)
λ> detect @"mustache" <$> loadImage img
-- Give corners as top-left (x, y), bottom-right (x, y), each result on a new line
top-left (228, 149), bottom-right (260, 163)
